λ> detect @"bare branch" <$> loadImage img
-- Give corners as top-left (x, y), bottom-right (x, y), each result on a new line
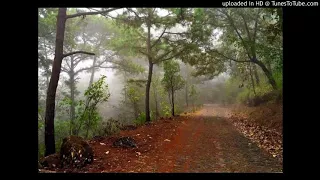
top-left (156, 48), bottom-right (186, 63)
top-left (66, 8), bottom-right (120, 19)
top-left (64, 59), bottom-right (71, 70)
top-left (138, 49), bottom-right (149, 56)
top-left (211, 50), bottom-right (251, 63)
top-left (163, 32), bottom-right (189, 35)
top-left (127, 8), bottom-right (141, 20)
top-left (63, 51), bottom-right (95, 58)
top-left (75, 67), bottom-right (92, 75)
top-left (151, 27), bottom-right (167, 49)
top-left (61, 66), bottom-right (70, 73)
top-left (154, 49), bottom-right (175, 62)
top-left (98, 66), bottom-right (117, 69)
top-left (152, 8), bottom-right (157, 16)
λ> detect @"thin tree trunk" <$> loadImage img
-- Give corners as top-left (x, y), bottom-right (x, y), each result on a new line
top-left (133, 102), bottom-right (139, 120)
top-left (88, 56), bottom-right (97, 88)
top-left (43, 38), bottom-right (50, 87)
top-left (253, 58), bottom-right (277, 90)
top-left (145, 60), bottom-right (153, 122)
top-left (124, 72), bottom-right (127, 103)
top-left (168, 91), bottom-right (172, 106)
top-left (252, 64), bottom-right (260, 86)
top-left (86, 107), bottom-right (93, 139)
top-left (171, 88), bottom-right (175, 117)
top-left (70, 56), bottom-right (76, 135)
top-left (266, 60), bottom-right (272, 74)
top-left (44, 8), bottom-right (67, 156)
top-left (249, 63), bottom-right (256, 96)
top-left (185, 65), bottom-right (189, 107)
top-left (185, 83), bottom-right (189, 107)
top-left (153, 86), bottom-right (159, 120)
top-left (145, 12), bottom-right (152, 123)
top-left (70, 78), bottom-right (76, 135)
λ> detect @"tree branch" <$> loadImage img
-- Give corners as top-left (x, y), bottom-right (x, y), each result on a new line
top-left (154, 49), bottom-right (175, 62)
top-left (157, 48), bottom-right (186, 63)
top-left (138, 49), bottom-right (149, 56)
top-left (223, 11), bottom-right (252, 59)
top-left (63, 51), bottom-right (95, 58)
top-left (61, 66), bottom-right (70, 73)
top-left (66, 8), bottom-right (120, 19)
top-left (240, 13), bottom-right (252, 42)
top-left (127, 8), bottom-right (141, 20)
top-left (151, 27), bottom-right (167, 49)
top-left (163, 32), bottom-right (189, 35)
top-left (64, 59), bottom-right (71, 70)
top-left (251, 9), bottom-right (261, 58)
top-left (211, 50), bottom-right (251, 63)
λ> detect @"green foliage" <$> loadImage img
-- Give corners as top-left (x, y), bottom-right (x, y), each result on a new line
top-left (160, 101), bottom-right (171, 117)
top-left (85, 75), bottom-right (111, 103)
top-left (224, 77), bottom-right (243, 104)
top-left (134, 112), bottom-right (146, 126)
top-left (108, 24), bottom-right (145, 57)
top-left (38, 8), bottom-right (58, 39)
top-left (273, 70), bottom-right (283, 90)
top-left (38, 107), bottom-right (45, 128)
top-left (96, 118), bottom-right (122, 136)
top-left (74, 75), bottom-right (110, 138)
top-left (174, 105), bottom-right (183, 115)
top-left (162, 60), bottom-right (185, 92)
top-left (38, 143), bottom-right (45, 159)
top-left (55, 120), bottom-right (70, 142)
top-left (189, 84), bottom-right (199, 106)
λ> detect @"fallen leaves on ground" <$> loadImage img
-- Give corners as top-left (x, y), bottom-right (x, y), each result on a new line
top-left (229, 103), bottom-right (283, 164)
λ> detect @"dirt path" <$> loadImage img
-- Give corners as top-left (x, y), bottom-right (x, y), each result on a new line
top-left (149, 104), bottom-right (282, 172)
top-left (46, 104), bottom-right (282, 173)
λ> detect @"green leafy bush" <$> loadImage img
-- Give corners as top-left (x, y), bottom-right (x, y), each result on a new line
top-left (96, 118), bottom-right (122, 136)
top-left (134, 112), bottom-right (146, 125)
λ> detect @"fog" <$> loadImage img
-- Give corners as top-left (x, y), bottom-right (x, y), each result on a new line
top-left (38, 7), bottom-right (282, 139)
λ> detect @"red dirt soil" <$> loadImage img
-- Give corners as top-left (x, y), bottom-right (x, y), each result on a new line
top-left (40, 104), bottom-right (282, 173)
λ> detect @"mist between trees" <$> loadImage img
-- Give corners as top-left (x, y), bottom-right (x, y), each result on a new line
top-left (38, 8), bottom-right (282, 157)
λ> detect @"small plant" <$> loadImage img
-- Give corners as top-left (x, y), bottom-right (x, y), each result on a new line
top-left (75, 75), bottom-right (111, 138)
top-left (134, 112), bottom-right (146, 126)
top-left (96, 118), bottom-right (122, 136)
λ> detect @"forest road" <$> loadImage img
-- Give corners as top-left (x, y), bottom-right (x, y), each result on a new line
top-left (155, 104), bottom-right (282, 173)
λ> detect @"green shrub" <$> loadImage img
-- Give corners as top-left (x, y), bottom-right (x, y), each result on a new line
top-left (273, 70), bottom-right (283, 90)
top-left (134, 112), bottom-right (146, 125)
top-left (96, 118), bottom-right (122, 136)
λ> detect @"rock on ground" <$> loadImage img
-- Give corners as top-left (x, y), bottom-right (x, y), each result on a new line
top-left (60, 136), bottom-right (94, 168)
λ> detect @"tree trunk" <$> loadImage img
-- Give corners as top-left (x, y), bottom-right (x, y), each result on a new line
top-left (145, 13), bottom-right (152, 123)
top-left (253, 58), bottom-right (277, 90)
top-left (171, 88), bottom-right (175, 117)
top-left (185, 83), bottom-right (189, 107)
top-left (252, 64), bottom-right (260, 86)
top-left (88, 56), bottom-right (97, 88)
top-left (70, 78), bottom-right (76, 135)
top-left (168, 91), bottom-right (172, 106)
top-left (43, 39), bottom-right (50, 88)
top-left (133, 102), bottom-right (139, 120)
top-left (44, 8), bottom-right (67, 156)
top-left (124, 72), bottom-right (127, 103)
top-left (153, 86), bottom-right (159, 120)
top-left (266, 60), bottom-right (272, 74)
top-left (145, 60), bottom-right (153, 122)
top-left (249, 63), bottom-right (256, 96)
top-left (185, 65), bottom-right (189, 107)
top-left (69, 56), bottom-right (76, 135)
